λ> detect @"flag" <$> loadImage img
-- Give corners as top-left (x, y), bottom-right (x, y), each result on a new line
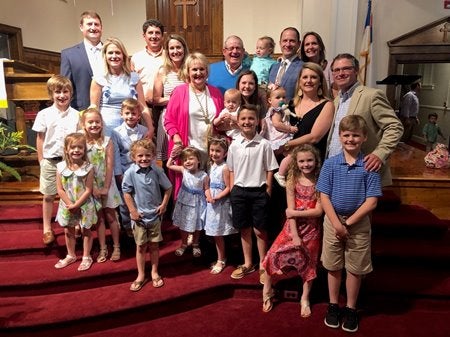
top-left (359, 0), bottom-right (373, 87)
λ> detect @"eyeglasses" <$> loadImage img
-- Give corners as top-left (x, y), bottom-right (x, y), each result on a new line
top-left (224, 46), bottom-right (243, 52)
top-left (331, 66), bottom-right (354, 74)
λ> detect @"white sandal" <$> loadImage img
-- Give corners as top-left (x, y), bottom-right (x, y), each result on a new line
top-left (78, 256), bottom-right (93, 271)
top-left (210, 260), bottom-right (226, 274)
top-left (55, 254), bottom-right (77, 269)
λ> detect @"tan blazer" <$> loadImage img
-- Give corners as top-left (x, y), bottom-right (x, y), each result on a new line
top-left (331, 84), bottom-right (404, 186)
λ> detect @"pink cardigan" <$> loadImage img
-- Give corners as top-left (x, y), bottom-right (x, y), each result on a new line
top-left (164, 83), bottom-right (224, 197)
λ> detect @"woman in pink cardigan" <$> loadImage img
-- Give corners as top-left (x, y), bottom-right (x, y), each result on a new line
top-left (164, 52), bottom-right (224, 198)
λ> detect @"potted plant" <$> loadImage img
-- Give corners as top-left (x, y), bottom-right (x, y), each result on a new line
top-left (0, 122), bottom-right (35, 181)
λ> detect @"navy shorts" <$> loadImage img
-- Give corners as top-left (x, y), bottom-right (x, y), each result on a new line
top-left (230, 185), bottom-right (270, 231)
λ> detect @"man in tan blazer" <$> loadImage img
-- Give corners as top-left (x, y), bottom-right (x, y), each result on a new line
top-left (327, 53), bottom-right (403, 186)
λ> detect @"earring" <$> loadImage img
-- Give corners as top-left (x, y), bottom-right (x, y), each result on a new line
top-left (298, 88), bottom-right (303, 97)
top-left (318, 87), bottom-right (323, 96)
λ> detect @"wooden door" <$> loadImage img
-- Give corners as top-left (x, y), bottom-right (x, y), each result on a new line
top-left (146, 0), bottom-right (223, 62)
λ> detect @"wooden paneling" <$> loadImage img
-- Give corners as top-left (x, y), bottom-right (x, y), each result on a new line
top-left (23, 47), bottom-right (60, 75)
top-left (146, 0), bottom-right (223, 59)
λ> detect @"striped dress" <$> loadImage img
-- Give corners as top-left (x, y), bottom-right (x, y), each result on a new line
top-left (156, 71), bottom-right (185, 161)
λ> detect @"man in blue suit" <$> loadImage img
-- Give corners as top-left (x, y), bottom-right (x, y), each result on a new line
top-left (60, 11), bottom-right (103, 111)
top-left (268, 27), bottom-right (303, 101)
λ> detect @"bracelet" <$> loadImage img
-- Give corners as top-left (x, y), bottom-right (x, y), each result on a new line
top-left (284, 142), bottom-right (290, 152)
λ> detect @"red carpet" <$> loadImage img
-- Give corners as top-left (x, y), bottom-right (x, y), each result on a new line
top-left (0, 191), bottom-right (449, 337)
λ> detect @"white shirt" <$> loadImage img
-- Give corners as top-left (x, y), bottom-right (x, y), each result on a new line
top-left (32, 105), bottom-right (79, 158)
top-left (131, 48), bottom-right (164, 102)
top-left (84, 40), bottom-right (103, 76)
top-left (227, 133), bottom-right (279, 187)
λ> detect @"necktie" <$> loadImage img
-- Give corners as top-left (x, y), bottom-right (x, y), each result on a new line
top-left (276, 61), bottom-right (287, 85)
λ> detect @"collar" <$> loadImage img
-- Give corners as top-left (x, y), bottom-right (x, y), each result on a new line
top-left (84, 40), bottom-right (102, 52)
top-left (225, 61), bottom-right (242, 74)
top-left (133, 162), bottom-right (154, 173)
top-left (339, 82), bottom-right (359, 102)
top-left (145, 46), bottom-right (164, 57)
top-left (337, 151), bottom-right (365, 167)
top-left (54, 105), bottom-right (71, 117)
top-left (125, 124), bottom-right (139, 133)
top-left (237, 132), bottom-right (263, 145)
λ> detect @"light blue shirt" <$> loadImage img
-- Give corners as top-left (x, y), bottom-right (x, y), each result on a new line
top-left (122, 163), bottom-right (172, 225)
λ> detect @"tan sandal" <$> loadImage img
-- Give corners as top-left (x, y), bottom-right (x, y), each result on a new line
top-left (300, 299), bottom-right (311, 318)
top-left (262, 289), bottom-right (275, 313)
top-left (110, 245), bottom-right (120, 261)
top-left (97, 246), bottom-right (108, 263)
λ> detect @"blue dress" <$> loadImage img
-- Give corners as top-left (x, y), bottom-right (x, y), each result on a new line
top-left (204, 163), bottom-right (237, 236)
top-left (94, 72), bottom-right (139, 131)
top-left (172, 169), bottom-right (207, 232)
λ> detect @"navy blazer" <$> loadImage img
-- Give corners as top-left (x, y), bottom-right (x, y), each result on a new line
top-left (269, 57), bottom-right (304, 101)
top-left (60, 42), bottom-right (93, 111)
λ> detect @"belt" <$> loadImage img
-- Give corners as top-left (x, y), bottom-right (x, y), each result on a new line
top-left (47, 156), bottom-right (63, 161)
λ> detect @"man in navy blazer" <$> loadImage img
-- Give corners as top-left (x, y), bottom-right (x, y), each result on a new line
top-left (268, 27), bottom-right (303, 101)
top-left (60, 11), bottom-right (103, 111)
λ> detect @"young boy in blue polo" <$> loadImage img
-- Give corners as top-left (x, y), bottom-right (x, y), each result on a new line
top-left (317, 115), bottom-right (382, 333)
top-left (122, 139), bottom-right (172, 292)
top-left (227, 103), bottom-right (279, 283)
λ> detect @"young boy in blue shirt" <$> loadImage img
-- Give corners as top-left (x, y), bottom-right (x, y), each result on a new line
top-left (112, 98), bottom-right (148, 235)
top-left (122, 139), bottom-right (172, 292)
top-left (317, 115), bottom-right (382, 333)
top-left (227, 104), bottom-right (279, 283)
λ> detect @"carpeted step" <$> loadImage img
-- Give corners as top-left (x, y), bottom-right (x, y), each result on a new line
top-left (372, 232), bottom-right (450, 263)
top-left (372, 204), bottom-right (449, 238)
top-left (0, 260), bottom-right (262, 330)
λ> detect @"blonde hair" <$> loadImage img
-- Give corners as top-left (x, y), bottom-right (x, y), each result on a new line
top-left (161, 34), bottom-right (189, 82)
top-left (121, 98), bottom-right (142, 114)
top-left (102, 37), bottom-right (131, 77)
top-left (130, 139), bottom-right (156, 159)
top-left (47, 75), bottom-right (73, 98)
top-left (292, 62), bottom-right (329, 107)
top-left (258, 36), bottom-right (275, 55)
top-left (63, 133), bottom-right (88, 167)
top-left (286, 144), bottom-right (321, 188)
top-left (183, 52), bottom-right (209, 82)
top-left (224, 88), bottom-right (241, 101)
top-left (79, 107), bottom-right (104, 143)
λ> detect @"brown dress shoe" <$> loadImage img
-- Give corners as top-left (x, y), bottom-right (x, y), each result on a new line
top-left (43, 231), bottom-right (55, 245)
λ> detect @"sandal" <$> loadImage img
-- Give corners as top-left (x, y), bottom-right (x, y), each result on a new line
top-left (192, 244), bottom-right (201, 258)
top-left (259, 269), bottom-right (266, 285)
top-left (175, 244), bottom-right (187, 256)
top-left (300, 299), bottom-right (311, 318)
top-left (97, 246), bottom-right (108, 263)
top-left (210, 260), bottom-right (226, 274)
top-left (78, 256), bottom-right (93, 271)
top-left (152, 276), bottom-right (164, 288)
top-left (110, 245), bottom-right (121, 261)
top-left (262, 289), bottom-right (275, 313)
top-left (130, 279), bottom-right (147, 292)
top-left (55, 254), bottom-right (77, 269)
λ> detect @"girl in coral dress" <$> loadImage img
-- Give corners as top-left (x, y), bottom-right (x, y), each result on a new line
top-left (262, 144), bottom-right (323, 316)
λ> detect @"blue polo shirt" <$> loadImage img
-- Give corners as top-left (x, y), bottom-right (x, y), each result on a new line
top-left (122, 163), bottom-right (172, 225)
top-left (316, 152), bottom-right (382, 215)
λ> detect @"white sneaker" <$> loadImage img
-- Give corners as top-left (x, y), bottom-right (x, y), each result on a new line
top-left (274, 172), bottom-right (286, 187)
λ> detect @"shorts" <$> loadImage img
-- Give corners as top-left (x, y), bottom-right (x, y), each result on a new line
top-left (321, 214), bottom-right (372, 275)
top-left (39, 158), bottom-right (60, 195)
top-left (132, 220), bottom-right (163, 246)
top-left (230, 185), bottom-right (269, 231)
